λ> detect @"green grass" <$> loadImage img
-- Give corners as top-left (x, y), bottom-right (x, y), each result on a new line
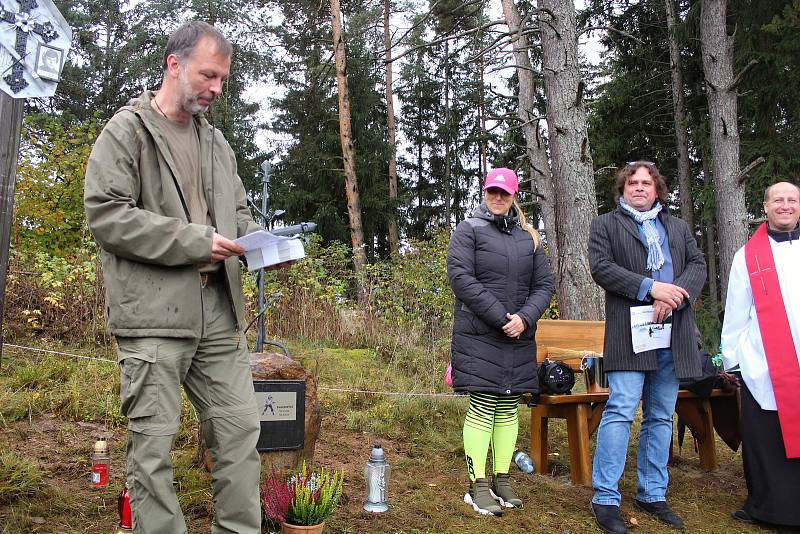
top-left (0, 348), bottom-right (121, 427)
top-left (0, 337), bottom-right (784, 533)
top-left (0, 451), bottom-right (44, 505)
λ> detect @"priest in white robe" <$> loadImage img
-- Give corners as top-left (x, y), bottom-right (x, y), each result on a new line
top-left (722, 181), bottom-right (800, 527)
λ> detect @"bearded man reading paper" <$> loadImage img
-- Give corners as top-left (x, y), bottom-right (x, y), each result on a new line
top-left (721, 181), bottom-right (800, 528)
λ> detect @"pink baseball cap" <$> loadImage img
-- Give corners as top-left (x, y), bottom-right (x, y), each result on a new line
top-left (483, 168), bottom-right (518, 195)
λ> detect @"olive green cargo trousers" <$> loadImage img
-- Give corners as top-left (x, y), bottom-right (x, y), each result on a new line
top-left (116, 281), bottom-right (260, 534)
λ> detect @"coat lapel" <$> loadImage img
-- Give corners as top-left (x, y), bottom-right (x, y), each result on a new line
top-left (661, 211), bottom-right (683, 272)
top-left (614, 208), bottom-right (646, 249)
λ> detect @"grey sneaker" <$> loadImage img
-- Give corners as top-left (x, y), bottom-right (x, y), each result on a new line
top-left (490, 473), bottom-right (523, 508)
top-left (464, 478), bottom-right (503, 516)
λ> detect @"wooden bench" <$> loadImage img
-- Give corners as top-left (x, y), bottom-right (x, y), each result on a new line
top-left (527, 319), bottom-right (732, 486)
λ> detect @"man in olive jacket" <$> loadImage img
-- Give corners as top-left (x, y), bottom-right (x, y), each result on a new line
top-left (84, 22), bottom-right (282, 534)
top-left (587, 162), bottom-right (706, 534)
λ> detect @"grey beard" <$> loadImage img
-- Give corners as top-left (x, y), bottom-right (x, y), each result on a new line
top-left (183, 97), bottom-right (207, 116)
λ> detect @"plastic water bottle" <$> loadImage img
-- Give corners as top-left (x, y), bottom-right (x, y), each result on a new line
top-left (513, 450), bottom-right (534, 473)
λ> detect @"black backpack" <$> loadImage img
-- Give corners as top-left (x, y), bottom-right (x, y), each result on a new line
top-left (679, 350), bottom-right (718, 398)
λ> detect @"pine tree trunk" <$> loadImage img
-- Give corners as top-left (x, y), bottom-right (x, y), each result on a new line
top-left (443, 41), bottom-right (452, 227)
top-left (705, 212), bottom-right (719, 310)
top-left (478, 46), bottom-right (488, 190)
top-left (537, 0), bottom-right (603, 320)
top-left (702, 156), bottom-right (719, 311)
top-left (476, 4), bottom-right (488, 190)
top-left (383, 0), bottom-right (399, 256)
top-left (700, 0), bottom-right (747, 302)
top-left (416, 68), bottom-right (423, 231)
top-left (501, 0), bottom-right (560, 289)
top-left (664, 0), bottom-right (694, 232)
top-left (331, 0), bottom-right (367, 298)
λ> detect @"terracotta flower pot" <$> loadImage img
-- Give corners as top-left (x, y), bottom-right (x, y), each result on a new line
top-left (280, 522), bottom-right (324, 534)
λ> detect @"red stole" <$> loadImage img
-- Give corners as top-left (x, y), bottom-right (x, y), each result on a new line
top-left (745, 223), bottom-right (800, 458)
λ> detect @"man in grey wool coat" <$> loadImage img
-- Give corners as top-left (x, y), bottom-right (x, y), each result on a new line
top-left (587, 161), bottom-right (706, 534)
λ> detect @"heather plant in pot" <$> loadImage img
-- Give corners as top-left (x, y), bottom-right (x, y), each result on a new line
top-left (262, 462), bottom-right (343, 533)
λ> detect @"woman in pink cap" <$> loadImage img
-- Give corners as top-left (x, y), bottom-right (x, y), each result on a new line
top-left (447, 167), bottom-right (555, 515)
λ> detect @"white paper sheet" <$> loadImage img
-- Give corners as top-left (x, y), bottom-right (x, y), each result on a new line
top-left (234, 230), bottom-right (287, 251)
top-left (630, 305), bottom-right (672, 354)
top-left (234, 230), bottom-right (305, 271)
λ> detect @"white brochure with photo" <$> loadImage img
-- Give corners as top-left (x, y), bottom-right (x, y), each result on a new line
top-left (234, 230), bottom-right (305, 271)
top-left (630, 305), bottom-right (672, 354)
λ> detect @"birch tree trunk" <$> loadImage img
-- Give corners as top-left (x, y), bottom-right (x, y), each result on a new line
top-left (700, 0), bottom-right (747, 301)
top-left (500, 0), bottom-right (560, 288)
top-left (383, 0), bottom-right (399, 255)
top-left (331, 0), bottom-right (367, 295)
top-left (537, 0), bottom-right (603, 320)
top-left (664, 0), bottom-right (694, 232)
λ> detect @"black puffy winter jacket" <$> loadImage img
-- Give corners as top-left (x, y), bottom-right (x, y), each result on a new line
top-left (447, 204), bottom-right (555, 394)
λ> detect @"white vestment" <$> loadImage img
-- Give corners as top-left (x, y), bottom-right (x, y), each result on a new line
top-left (721, 236), bottom-right (800, 411)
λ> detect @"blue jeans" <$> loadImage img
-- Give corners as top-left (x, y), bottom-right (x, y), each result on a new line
top-left (592, 349), bottom-right (679, 506)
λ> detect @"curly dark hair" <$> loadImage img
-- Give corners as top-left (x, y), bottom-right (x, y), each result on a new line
top-left (614, 161), bottom-right (669, 205)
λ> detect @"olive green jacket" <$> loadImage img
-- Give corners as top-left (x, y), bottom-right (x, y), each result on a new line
top-left (84, 91), bottom-right (260, 337)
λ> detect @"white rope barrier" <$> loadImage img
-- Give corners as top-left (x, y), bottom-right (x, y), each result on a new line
top-left (1, 343), bottom-right (459, 399)
top-left (318, 387), bottom-right (459, 398)
top-left (3, 343), bottom-right (116, 363)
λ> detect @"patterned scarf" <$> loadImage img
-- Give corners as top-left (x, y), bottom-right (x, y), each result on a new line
top-left (619, 198), bottom-right (665, 271)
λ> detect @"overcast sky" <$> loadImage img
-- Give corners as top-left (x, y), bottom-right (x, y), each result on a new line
top-left (245, 0), bottom-right (602, 159)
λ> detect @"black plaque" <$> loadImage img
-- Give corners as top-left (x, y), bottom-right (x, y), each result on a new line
top-left (253, 379), bottom-right (305, 451)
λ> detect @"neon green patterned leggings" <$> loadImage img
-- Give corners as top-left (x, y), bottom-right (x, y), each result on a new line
top-left (463, 392), bottom-right (521, 481)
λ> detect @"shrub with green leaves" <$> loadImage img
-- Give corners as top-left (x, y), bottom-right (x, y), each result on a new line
top-left (5, 241), bottom-right (105, 343)
top-left (365, 229), bottom-right (452, 331)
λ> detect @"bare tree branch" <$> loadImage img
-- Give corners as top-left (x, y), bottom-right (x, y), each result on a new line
top-left (728, 59), bottom-right (758, 92)
top-left (594, 165), bottom-right (617, 175)
top-left (464, 23), bottom-right (540, 65)
top-left (465, 31), bottom-right (511, 64)
top-left (506, 115), bottom-right (547, 132)
top-left (386, 19), bottom-right (508, 64)
top-left (579, 25), bottom-right (644, 44)
top-left (385, 0), bottom-right (443, 54)
top-left (736, 156), bottom-right (766, 185)
top-left (486, 63), bottom-right (542, 76)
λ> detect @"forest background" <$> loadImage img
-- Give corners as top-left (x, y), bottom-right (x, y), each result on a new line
top-left (1, 0), bottom-right (799, 531)
top-left (7, 0), bottom-right (800, 353)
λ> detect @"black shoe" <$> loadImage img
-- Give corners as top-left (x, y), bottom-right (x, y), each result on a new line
top-left (634, 499), bottom-right (685, 530)
top-left (591, 503), bottom-right (628, 534)
top-left (731, 509), bottom-right (756, 523)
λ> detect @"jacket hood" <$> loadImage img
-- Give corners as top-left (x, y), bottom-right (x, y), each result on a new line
top-left (469, 202), bottom-right (520, 222)
top-left (470, 203), bottom-right (520, 235)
